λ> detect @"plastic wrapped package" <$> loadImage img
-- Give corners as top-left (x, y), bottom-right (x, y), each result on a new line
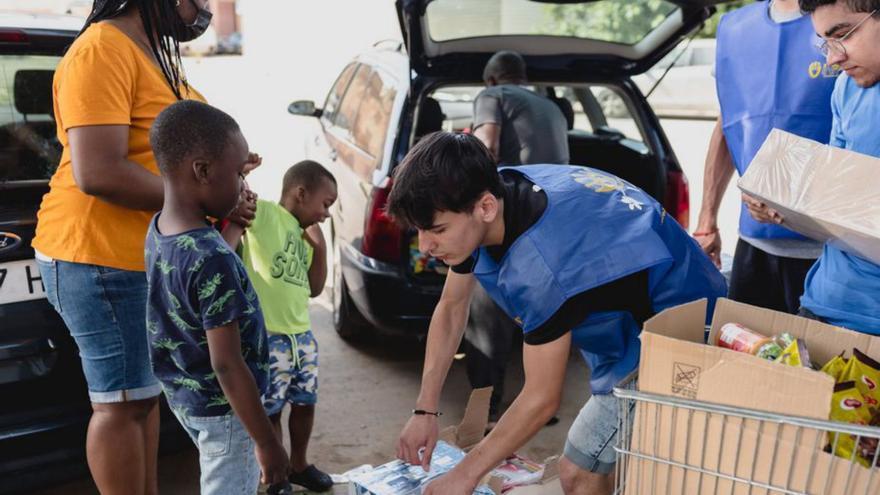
top-left (738, 129), bottom-right (880, 264)
top-left (348, 441), bottom-right (495, 495)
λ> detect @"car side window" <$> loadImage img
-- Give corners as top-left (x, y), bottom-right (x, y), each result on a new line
top-left (334, 65), bottom-right (371, 133)
top-left (555, 85), bottom-right (645, 144)
top-left (0, 55), bottom-right (62, 182)
top-left (322, 63), bottom-right (357, 125)
top-left (351, 68), bottom-right (397, 168)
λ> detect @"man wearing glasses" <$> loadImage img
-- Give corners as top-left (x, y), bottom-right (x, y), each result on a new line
top-left (695, 0), bottom-right (838, 316)
top-left (785, 0), bottom-right (880, 335)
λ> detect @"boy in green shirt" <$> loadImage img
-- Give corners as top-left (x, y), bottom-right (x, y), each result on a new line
top-left (224, 160), bottom-right (337, 492)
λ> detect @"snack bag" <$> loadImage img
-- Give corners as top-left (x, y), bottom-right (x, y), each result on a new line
top-left (775, 338), bottom-right (812, 368)
top-left (828, 381), bottom-right (872, 467)
top-left (716, 323), bottom-right (771, 354)
top-left (821, 353), bottom-right (848, 381)
top-left (840, 349), bottom-right (880, 411)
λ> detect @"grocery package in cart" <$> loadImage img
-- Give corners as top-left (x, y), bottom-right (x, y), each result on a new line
top-left (614, 298), bottom-right (880, 494)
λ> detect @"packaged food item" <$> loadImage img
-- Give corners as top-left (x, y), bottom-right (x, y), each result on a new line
top-left (828, 381), bottom-right (873, 467)
top-left (775, 338), bottom-right (812, 368)
top-left (821, 353), bottom-right (848, 381)
top-left (754, 339), bottom-right (785, 360)
top-left (348, 441), bottom-right (495, 495)
top-left (840, 349), bottom-right (880, 411)
top-left (490, 454), bottom-right (544, 492)
top-left (756, 332), bottom-right (798, 361)
top-left (716, 323), bottom-right (772, 354)
top-left (859, 410), bottom-right (880, 467)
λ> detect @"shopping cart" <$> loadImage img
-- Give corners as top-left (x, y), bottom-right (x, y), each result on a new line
top-left (612, 372), bottom-right (880, 495)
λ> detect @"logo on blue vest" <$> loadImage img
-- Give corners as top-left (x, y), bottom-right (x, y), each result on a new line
top-left (808, 61), bottom-right (841, 79)
top-left (571, 169), bottom-right (644, 211)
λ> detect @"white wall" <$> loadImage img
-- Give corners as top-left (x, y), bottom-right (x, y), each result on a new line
top-left (239, 0), bottom-right (402, 103)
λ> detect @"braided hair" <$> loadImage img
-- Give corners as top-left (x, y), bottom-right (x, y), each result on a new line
top-left (79, 0), bottom-right (189, 99)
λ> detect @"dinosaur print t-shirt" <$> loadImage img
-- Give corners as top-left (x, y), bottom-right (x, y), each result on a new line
top-left (145, 214), bottom-right (268, 417)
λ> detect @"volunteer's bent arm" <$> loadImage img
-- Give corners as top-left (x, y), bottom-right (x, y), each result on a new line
top-left (397, 270), bottom-right (476, 469)
top-left (423, 333), bottom-right (571, 494)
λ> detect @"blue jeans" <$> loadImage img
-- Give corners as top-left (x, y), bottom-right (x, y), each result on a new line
top-left (173, 411), bottom-right (261, 495)
top-left (564, 394), bottom-right (626, 474)
top-left (36, 259), bottom-right (161, 403)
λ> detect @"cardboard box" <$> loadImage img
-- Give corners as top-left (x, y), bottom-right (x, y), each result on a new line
top-left (738, 128), bottom-right (880, 264)
top-left (623, 298), bottom-right (880, 494)
top-left (349, 387), bottom-right (562, 495)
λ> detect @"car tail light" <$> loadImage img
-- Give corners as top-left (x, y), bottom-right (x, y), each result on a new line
top-left (665, 170), bottom-right (690, 230)
top-left (362, 177), bottom-right (402, 263)
top-left (0, 31), bottom-right (28, 43)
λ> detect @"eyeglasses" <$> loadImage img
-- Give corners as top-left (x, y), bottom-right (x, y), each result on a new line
top-left (816, 9), bottom-right (878, 57)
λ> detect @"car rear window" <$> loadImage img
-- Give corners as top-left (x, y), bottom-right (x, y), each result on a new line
top-left (0, 54), bottom-right (62, 183)
top-left (425, 0), bottom-right (679, 45)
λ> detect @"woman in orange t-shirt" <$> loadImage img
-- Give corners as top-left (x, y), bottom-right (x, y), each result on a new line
top-left (32, 1), bottom-right (254, 493)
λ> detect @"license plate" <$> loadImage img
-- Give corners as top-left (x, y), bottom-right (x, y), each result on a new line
top-left (0, 259), bottom-right (47, 305)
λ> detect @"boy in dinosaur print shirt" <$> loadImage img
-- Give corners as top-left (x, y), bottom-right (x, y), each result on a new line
top-left (145, 100), bottom-right (288, 494)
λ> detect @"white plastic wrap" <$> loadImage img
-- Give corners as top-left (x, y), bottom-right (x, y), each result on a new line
top-left (738, 129), bottom-right (880, 264)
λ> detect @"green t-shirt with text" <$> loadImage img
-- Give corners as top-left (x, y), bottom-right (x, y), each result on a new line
top-left (241, 200), bottom-right (313, 335)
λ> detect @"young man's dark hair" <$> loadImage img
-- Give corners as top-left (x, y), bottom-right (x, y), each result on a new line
top-left (282, 159), bottom-right (337, 193)
top-left (150, 100), bottom-right (240, 174)
top-left (387, 132), bottom-right (502, 230)
top-left (799, 0), bottom-right (880, 12)
top-left (482, 50), bottom-right (528, 84)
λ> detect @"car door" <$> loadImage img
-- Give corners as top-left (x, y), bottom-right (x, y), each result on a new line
top-left (321, 63), bottom-right (372, 250)
top-left (323, 62), bottom-right (403, 254)
top-left (0, 26), bottom-right (94, 487)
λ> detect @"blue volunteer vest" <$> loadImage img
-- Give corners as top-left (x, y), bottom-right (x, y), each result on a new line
top-left (472, 166), bottom-right (728, 394)
top-left (716, 3), bottom-right (836, 239)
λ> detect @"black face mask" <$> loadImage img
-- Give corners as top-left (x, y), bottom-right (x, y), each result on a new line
top-left (173, 0), bottom-right (212, 42)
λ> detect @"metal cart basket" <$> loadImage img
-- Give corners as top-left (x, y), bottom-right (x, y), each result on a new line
top-left (613, 372), bottom-right (880, 495)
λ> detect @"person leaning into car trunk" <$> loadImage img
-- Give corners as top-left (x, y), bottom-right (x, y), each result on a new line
top-left (466, 50), bottom-right (572, 429)
top-left (30, 1), bottom-right (256, 494)
top-left (391, 132), bottom-right (726, 495)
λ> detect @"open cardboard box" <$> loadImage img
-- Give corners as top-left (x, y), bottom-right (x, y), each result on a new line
top-left (622, 298), bottom-right (880, 494)
top-left (738, 128), bottom-right (880, 264)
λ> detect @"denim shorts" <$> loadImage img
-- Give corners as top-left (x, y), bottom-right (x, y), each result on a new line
top-left (172, 411), bottom-right (260, 495)
top-left (564, 393), bottom-right (625, 474)
top-left (264, 331), bottom-right (319, 415)
top-left (37, 258), bottom-right (161, 403)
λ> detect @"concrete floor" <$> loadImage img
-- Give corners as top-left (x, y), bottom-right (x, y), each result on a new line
top-left (29, 295), bottom-right (591, 495)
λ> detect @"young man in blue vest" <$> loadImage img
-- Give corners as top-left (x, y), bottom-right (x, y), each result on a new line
top-left (695, 0), bottom-right (838, 314)
top-left (760, 0), bottom-right (880, 335)
top-left (390, 132), bottom-right (727, 495)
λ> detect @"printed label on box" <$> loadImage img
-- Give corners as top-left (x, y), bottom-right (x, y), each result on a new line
top-left (672, 362), bottom-right (700, 399)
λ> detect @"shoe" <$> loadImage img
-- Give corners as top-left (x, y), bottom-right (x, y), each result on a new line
top-left (289, 464), bottom-right (334, 492)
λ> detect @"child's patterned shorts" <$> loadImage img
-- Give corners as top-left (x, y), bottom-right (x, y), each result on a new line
top-left (263, 330), bottom-right (319, 415)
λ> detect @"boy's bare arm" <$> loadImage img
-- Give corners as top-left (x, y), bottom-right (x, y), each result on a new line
top-left (221, 222), bottom-right (246, 251)
top-left (206, 322), bottom-right (288, 484)
top-left (304, 224), bottom-right (327, 297)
